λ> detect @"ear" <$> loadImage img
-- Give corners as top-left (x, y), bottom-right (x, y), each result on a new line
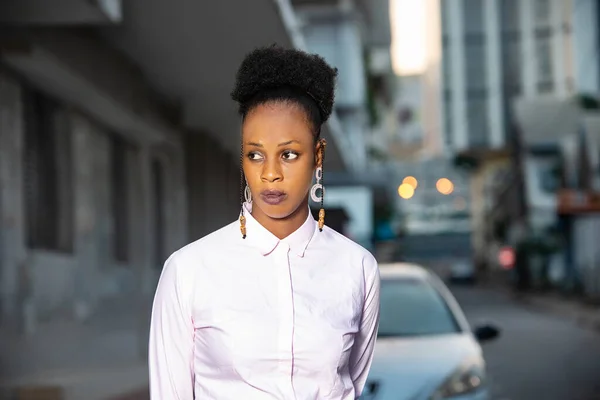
top-left (314, 138), bottom-right (327, 168)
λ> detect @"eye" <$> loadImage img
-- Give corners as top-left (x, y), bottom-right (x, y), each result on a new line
top-left (248, 152), bottom-right (264, 161)
top-left (282, 150), bottom-right (299, 160)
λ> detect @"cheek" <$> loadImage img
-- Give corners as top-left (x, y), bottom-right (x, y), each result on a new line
top-left (285, 163), bottom-right (315, 189)
top-left (242, 161), bottom-right (260, 184)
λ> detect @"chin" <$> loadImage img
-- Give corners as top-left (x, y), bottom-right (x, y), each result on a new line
top-left (255, 200), bottom-right (301, 220)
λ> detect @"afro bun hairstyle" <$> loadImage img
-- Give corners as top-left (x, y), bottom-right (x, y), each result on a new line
top-left (231, 44), bottom-right (338, 131)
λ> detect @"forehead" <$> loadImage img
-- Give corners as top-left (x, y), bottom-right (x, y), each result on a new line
top-left (242, 103), bottom-right (314, 143)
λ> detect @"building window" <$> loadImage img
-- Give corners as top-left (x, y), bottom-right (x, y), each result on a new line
top-left (441, 0), bottom-right (451, 35)
top-left (463, 0), bottom-right (484, 34)
top-left (110, 135), bottom-right (130, 263)
top-left (500, 0), bottom-right (520, 32)
top-left (151, 158), bottom-right (166, 267)
top-left (442, 38), bottom-right (452, 90)
top-left (534, 156), bottom-right (561, 193)
top-left (23, 87), bottom-right (73, 252)
top-left (464, 35), bottom-right (487, 91)
top-left (534, 27), bottom-right (552, 39)
top-left (467, 93), bottom-right (489, 148)
top-left (499, 0), bottom-right (522, 95)
top-left (534, 0), bottom-right (551, 26)
top-left (444, 90), bottom-right (453, 147)
top-left (536, 37), bottom-right (554, 92)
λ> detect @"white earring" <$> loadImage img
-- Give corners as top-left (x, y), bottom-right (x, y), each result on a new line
top-left (310, 167), bottom-right (324, 203)
top-left (244, 184), bottom-right (252, 203)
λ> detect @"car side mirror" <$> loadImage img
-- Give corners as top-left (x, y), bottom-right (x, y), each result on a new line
top-left (473, 323), bottom-right (500, 342)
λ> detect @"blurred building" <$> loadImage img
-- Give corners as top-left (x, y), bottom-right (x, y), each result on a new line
top-left (0, 0), bottom-right (370, 396)
top-left (366, 0), bottom-right (444, 162)
top-left (291, 0), bottom-right (397, 249)
top-left (292, 0), bottom-right (371, 172)
top-left (440, 0), bottom-right (600, 296)
top-left (439, 0), bottom-right (596, 274)
top-left (512, 94), bottom-right (600, 297)
top-left (442, 0), bottom-right (576, 151)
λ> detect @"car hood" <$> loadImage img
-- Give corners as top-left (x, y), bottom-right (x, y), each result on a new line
top-left (363, 333), bottom-right (483, 400)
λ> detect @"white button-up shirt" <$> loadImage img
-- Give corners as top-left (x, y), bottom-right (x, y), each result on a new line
top-left (149, 203), bottom-right (380, 399)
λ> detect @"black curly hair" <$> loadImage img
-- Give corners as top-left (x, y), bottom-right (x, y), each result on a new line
top-left (231, 44), bottom-right (338, 136)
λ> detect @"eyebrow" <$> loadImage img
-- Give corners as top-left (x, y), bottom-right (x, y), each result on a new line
top-left (246, 140), bottom-right (301, 148)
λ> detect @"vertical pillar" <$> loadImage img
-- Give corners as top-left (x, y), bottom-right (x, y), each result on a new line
top-left (520, 0), bottom-right (537, 96)
top-left (133, 144), bottom-right (153, 359)
top-left (485, 0), bottom-right (505, 147)
top-left (0, 71), bottom-right (25, 329)
top-left (448, 0), bottom-right (469, 149)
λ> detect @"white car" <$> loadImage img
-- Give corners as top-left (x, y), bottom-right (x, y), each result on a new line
top-left (363, 263), bottom-right (500, 400)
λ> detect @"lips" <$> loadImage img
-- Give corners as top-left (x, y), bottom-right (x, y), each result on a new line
top-left (260, 189), bottom-right (287, 205)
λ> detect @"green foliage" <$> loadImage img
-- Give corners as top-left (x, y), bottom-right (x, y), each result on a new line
top-left (575, 93), bottom-right (600, 110)
top-left (452, 153), bottom-right (480, 170)
top-left (367, 145), bottom-right (388, 162)
top-left (374, 203), bottom-right (394, 223)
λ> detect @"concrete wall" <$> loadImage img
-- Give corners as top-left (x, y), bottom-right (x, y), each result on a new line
top-left (572, 0), bottom-right (600, 94)
top-left (0, 68), bottom-right (26, 326)
top-left (0, 68), bottom-right (189, 326)
top-left (299, 11), bottom-right (369, 174)
top-left (301, 16), bottom-right (367, 109)
top-left (572, 214), bottom-right (600, 298)
top-left (524, 153), bottom-right (560, 231)
top-left (185, 133), bottom-right (240, 241)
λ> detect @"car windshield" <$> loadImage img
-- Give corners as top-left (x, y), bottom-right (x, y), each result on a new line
top-left (377, 277), bottom-right (461, 338)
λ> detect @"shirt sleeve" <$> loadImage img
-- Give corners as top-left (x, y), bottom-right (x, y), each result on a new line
top-left (149, 254), bottom-right (195, 399)
top-left (349, 253), bottom-right (381, 398)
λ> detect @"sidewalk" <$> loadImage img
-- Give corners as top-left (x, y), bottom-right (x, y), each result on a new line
top-left (0, 364), bottom-right (149, 400)
top-left (479, 272), bottom-right (600, 334)
top-left (513, 290), bottom-right (600, 334)
top-left (110, 387), bottom-right (149, 400)
top-left (0, 297), bottom-right (151, 400)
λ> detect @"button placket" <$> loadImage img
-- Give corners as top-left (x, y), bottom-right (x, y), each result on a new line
top-left (275, 243), bottom-right (294, 375)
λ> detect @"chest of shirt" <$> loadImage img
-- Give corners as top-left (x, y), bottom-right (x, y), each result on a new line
top-left (192, 244), bottom-right (365, 322)
top-left (189, 245), bottom-right (364, 366)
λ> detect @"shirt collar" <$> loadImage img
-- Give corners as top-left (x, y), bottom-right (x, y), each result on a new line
top-left (241, 202), bottom-right (317, 257)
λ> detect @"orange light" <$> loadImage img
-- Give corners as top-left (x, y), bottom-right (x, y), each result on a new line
top-left (402, 176), bottom-right (418, 189)
top-left (436, 178), bottom-right (454, 195)
top-left (398, 183), bottom-right (415, 199)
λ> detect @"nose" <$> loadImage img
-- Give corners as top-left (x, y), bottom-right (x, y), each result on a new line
top-left (261, 158), bottom-right (283, 183)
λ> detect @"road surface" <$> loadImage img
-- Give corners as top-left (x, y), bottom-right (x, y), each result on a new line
top-left (451, 284), bottom-right (600, 400)
top-left (109, 284), bottom-right (600, 400)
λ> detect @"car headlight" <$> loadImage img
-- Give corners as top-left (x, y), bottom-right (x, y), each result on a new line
top-left (430, 358), bottom-right (486, 399)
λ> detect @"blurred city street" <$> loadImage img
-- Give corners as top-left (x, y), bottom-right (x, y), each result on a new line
top-left (2, 0), bottom-right (600, 399)
top-left (454, 284), bottom-right (600, 400)
top-left (75, 283), bottom-right (600, 400)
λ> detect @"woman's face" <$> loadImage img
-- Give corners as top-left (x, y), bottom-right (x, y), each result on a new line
top-left (242, 102), bottom-right (322, 221)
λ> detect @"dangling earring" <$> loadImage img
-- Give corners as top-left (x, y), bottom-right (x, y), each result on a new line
top-left (311, 139), bottom-right (327, 231)
top-left (244, 181), bottom-right (252, 204)
top-left (239, 137), bottom-right (247, 239)
top-left (310, 167), bottom-right (324, 203)
top-left (239, 214), bottom-right (247, 239)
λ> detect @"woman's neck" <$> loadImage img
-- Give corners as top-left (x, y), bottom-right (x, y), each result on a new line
top-left (251, 202), bottom-right (310, 240)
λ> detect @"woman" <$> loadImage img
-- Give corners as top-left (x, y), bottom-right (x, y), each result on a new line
top-left (149, 45), bottom-right (380, 400)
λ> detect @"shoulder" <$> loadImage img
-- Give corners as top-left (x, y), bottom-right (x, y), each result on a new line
top-left (164, 220), bottom-right (239, 271)
top-left (321, 226), bottom-right (378, 278)
top-left (153, 221), bottom-right (240, 310)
